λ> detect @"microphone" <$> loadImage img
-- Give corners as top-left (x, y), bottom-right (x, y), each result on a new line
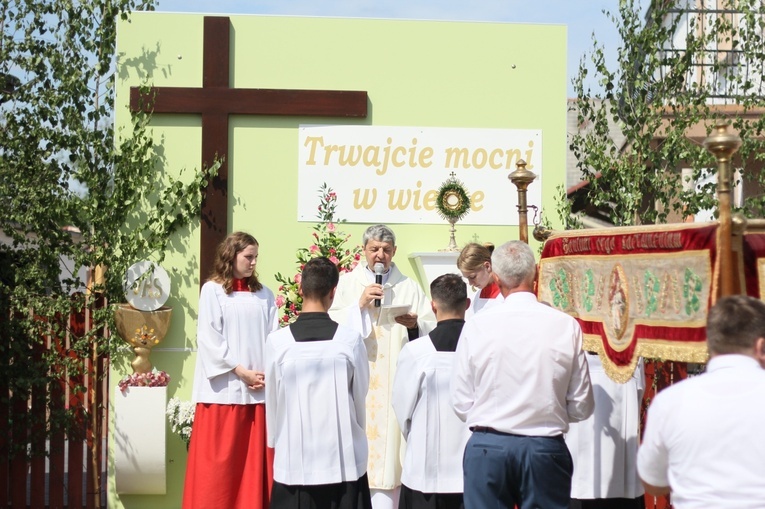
top-left (374, 263), bottom-right (384, 307)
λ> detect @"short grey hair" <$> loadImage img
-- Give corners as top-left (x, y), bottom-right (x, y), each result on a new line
top-left (707, 295), bottom-right (765, 355)
top-left (491, 240), bottom-right (536, 290)
top-left (362, 224), bottom-right (396, 247)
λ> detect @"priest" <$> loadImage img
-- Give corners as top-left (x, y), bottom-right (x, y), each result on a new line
top-left (329, 224), bottom-right (436, 509)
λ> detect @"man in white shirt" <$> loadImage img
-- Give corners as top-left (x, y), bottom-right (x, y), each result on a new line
top-left (451, 240), bottom-right (594, 509)
top-left (637, 294), bottom-right (765, 508)
top-left (329, 224), bottom-right (436, 509)
top-left (266, 257), bottom-right (372, 509)
top-left (392, 273), bottom-right (471, 509)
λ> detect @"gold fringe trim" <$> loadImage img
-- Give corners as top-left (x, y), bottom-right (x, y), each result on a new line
top-left (583, 334), bottom-right (709, 384)
top-left (637, 338), bottom-right (709, 363)
top-left (583, 335), bottom-right (642, 384)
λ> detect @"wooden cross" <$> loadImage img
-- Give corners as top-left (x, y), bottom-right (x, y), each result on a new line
top-left (130, 16), bottom-right (368, 284)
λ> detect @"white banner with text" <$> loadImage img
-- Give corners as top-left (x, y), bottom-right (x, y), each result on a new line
top-left (297, 125), bottom-right (543, 225)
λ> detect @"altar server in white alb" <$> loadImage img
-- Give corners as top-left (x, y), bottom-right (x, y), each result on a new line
top-left (266, 257), bottom-right (372, 509)
top-left (566, 355), bottom-right (645, 509)
top-left (329, 224), bottom-right (436, 509)
top-left (184, 231), bottom-right (278, 509)
top-left (392, 273), bottom-right (472, 509)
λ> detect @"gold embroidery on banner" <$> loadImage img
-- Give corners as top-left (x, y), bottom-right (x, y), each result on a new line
top-left (539, 249), bottom-right (713, 373)
top-left (561, 236), bottom-right (591, 255)
top-left (570, 269), bottom-right (580, 311)
top-left (632, 274), bottom-right (644, 315)
top-left (595, 273), bottom-right (606, 312)
top-left (658, 271), bottom-right (677, 315)
top-left (621, 232), bottom-right (683, 251)
top-left (758, 258), bottom-right (765, 301)
top-left (581, 269), bottom-right (596, 313)
top-left (682, 268), bottom-right (704, 316)
top-left (594, 235), bottom-right (617, 254)
top-left (643, 270), bottom-right (659, 317)
top-left (539, 251), bottom-right (711, 326)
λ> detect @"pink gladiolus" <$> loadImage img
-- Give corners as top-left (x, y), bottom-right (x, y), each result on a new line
top-left (327, 222), bottom-right (336, 232)
top-left (329, 256), bottom-right (340, 265)
top-left (294, 273), bottom-right (302, 284)
top-left (310, 245), bottom-right (319, 253)
top-left (275, 295), bottom-right (285, 308)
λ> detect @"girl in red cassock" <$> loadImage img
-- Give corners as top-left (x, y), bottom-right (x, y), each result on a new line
top-left (182, 231), bottom-right (278, 509)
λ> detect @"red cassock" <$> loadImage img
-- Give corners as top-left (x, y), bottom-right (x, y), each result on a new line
top-left (182, 403), bottom-right (274, 509)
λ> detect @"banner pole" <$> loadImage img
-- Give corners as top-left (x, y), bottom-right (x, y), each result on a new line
top-left (703, 123), bottom-right (741, 297)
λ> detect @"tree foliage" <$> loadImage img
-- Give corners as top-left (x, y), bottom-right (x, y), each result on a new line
top-left (0, 0), bottom-right (216, 475)
top-left (570, 0), bottom-right (765, 227)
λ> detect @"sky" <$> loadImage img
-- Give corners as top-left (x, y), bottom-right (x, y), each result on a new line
top-left (153, 0), bottom-right (628, 98)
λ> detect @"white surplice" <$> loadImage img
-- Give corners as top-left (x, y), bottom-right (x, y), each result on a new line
top-left (465, 286), bottom-right (504, 319)
top-left (392, 335), bottom-right (470, 493)
top-left (566, 354), bottom-right (645, 499)
top-left (192, 281), bottom-right (278, 405)
top-left (329, 262), bottom-right (436, 490)
top-left (264, 324), bottom-right (369, 485)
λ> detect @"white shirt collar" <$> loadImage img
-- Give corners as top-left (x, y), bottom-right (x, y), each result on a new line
top-left (707, 354), bottom-right (761, 372)
top-left (502, 291), bottom-right (538, 304)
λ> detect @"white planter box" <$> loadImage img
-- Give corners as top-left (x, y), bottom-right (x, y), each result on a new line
top-left (114, 386), bottom-right (167, 494)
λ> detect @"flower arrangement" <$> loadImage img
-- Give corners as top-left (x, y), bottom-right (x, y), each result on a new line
top-left (166, 397), bottom-right (195, 450)
top-left (274, 184), bottom-right (362, 326)
top-left (117, 369), bottom-right (170, 393)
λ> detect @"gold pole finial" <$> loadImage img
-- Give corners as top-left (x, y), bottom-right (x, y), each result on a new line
top-left (703, 123), bottom-right (742, 297)
top-left (508, 159), bottom-right (537, 244)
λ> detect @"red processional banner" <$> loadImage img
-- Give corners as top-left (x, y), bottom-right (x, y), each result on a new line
top-left (538, 223), bottom-right (718, 383)
top-left (743, 232), bottom-right (765, 299)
